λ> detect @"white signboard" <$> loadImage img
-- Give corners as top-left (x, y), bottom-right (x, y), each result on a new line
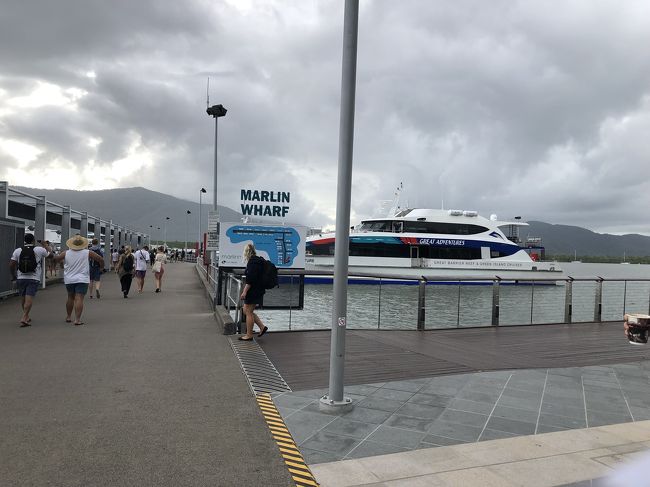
top-left (218, 222), bottom-right (306, 268)
top-left (206, 210), bottom-right (220, 251)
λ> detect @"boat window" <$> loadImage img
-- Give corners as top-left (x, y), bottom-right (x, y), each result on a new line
top-left (402, 222), bottom-right (488, 235)
top-left (359, 220), bottom-right (392, 232)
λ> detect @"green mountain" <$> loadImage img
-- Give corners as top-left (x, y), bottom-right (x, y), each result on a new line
top-left (526, 221), bottom-right (650, 258)
top-left (14, 186), bottom-right (242, 242)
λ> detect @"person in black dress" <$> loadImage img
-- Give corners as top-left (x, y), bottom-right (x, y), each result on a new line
top-left (239, 243), bottom-right (269, 341)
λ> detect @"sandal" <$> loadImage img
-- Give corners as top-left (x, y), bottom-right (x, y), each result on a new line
top-left (74, 322), bottom-right (85, 326)
top-left (238, 336), bottom-right (254, 341)
top-left (20, 321), bottom-right (31, 328)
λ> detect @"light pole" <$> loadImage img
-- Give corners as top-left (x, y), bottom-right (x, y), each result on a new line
top-left (199, 187), bottom-right (206, 255)
top-left (163, 217), bottom-right (170, 248)
top-left (184, 210), bottom-right (191, 259)
top-left (206, 104), bottom-right (227, 266)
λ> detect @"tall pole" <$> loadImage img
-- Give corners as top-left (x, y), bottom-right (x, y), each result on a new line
top-left (320, 0), bottom-right (358, 412)
top-left (184, 210), bottom-right (191, 259)
top-left (199, 188), bottom-right (206, 255)
top-left (206, 104), bottom-right (226, 266)
top-left (212, 116), bottom-right (218, 266)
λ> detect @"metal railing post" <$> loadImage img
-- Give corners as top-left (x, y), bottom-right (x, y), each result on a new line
top-left (456, 280), bottom-right (461, 327)
top-left (377, 278), bottom-right (382, 329)
top-left (530, 281), bottom-right (535, 324)
top-left (417, 277), bottom-right (426, 330)
top-left (491, 278), bottom-right (500, 326)
top-left (594, 278), bottom-right (603, 322)
top-left (623, 280), bottom-right (627, 315)
top-left (564, 278), bottom-right (573, 323)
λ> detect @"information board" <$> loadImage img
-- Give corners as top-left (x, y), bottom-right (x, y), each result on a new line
top-left (218, 223), bottom-right (306, 268)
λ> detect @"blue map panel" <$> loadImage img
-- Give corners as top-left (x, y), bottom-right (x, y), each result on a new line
top-left (226, 225), bottom-right (301, 267)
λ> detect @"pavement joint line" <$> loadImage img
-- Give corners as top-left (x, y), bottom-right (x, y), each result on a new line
top-left (534, 368), bottom-right (550, 434)
top-left (613, 368), bottom-right (635, 422)
top-left (582, 374), bottom-right (589, 428)
top-left (256, 393), bottom-right (320, 487)
top-left (478, 373), bottom-right (513, 441)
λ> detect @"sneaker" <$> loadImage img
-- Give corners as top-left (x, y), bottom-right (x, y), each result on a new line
top-left (155, 288), bottom-right (160, 293)
top-left (123, 292), bottom-right (128, 298)
top-left (96, 290), bottom-right (100, 299)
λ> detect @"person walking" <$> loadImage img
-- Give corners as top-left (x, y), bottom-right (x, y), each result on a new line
top-left (152, 246), bottom-right (167, 293)
top-left (238, 243), bottom-right (268, 341)
top-left (111, 248), bottom-right (119, 271)
top-left (54, 234), bottom-right (104, 326)
top-left (134, 245), bottom-right (150, 293)
top-left (88, 238), bottom-right (104, 299)
top-left (116, 246), bottom-right (135, 298)
top-left (9, 234), bottom-right (52, 327)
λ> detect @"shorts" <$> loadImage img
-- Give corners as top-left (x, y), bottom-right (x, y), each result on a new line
top-left (154, 268), bottom-right (164, 278)
top-left (89, 267), bottom-right (102, 281)
top-left (66, 283), bottom-right (89, 295)
top-left (136, 270), bottom-right (146, 279)
top-left (244, 291), bottom-right (264, 306)
top-left (17, 279), bottom-right (40, 297)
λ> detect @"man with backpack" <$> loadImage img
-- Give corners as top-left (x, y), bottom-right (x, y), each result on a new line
top-left (88, 238), bottom-right (104, 299)
top-left (9, 233), bottom-right (52, 327)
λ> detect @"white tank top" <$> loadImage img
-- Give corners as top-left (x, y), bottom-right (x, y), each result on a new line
top-left (64, 249), bottom-right (90, 284)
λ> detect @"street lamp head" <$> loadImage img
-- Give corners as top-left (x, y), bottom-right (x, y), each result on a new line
top-left (200, 188), bottom-right (207, 193)
top-left (206, 104), bottom-right (227, 118)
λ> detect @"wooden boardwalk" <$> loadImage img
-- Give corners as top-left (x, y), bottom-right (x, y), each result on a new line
top-left (259, 321), bottom-right (650, 391)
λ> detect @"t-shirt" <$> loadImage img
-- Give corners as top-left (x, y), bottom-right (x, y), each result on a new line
top-left (11, 246), bottom-right (50, 280)
top-left (112, 251), bottom-right (119, 262)
top-left (135, 249), bottom-right (150, 271)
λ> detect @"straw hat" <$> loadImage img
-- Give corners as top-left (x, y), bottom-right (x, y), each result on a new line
top-left (66, 234), bottom-right (88, 251)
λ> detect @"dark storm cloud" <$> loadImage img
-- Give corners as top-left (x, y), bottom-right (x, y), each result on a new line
top-left (1, 0), bottom-right (650, 234)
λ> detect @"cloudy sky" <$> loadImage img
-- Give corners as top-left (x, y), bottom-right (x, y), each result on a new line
top-left (1, 0), bottom-right (650, 234)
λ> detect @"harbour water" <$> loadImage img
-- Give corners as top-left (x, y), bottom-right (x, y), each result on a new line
top-left (261, 263), bottom-right (650, 331)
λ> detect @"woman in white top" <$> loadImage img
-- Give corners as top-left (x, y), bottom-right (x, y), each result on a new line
top-left (54, 234), bottom-right (104, 326)
top-left (152, 246), bottom-right (167, 293)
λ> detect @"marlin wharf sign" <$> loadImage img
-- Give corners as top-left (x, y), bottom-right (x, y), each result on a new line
top-left (240, 189), bottom-right (290, 218)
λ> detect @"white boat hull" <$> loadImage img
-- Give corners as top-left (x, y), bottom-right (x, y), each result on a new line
top-left (305, 254), bottom-right (564, 283)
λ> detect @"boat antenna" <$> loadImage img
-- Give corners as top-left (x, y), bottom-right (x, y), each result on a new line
top-left (206, 77), bottom-right (210, 108)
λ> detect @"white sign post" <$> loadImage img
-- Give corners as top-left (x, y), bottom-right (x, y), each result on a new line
top-left (206, 210), bottom-right (219, 251)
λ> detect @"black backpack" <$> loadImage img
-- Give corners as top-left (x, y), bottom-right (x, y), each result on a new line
top-left (123, 255), bottom-right (134, 272)
top-left (262, 258), bottom-right (278, 289)
top-left (18, 245), bottom-right (38, 273)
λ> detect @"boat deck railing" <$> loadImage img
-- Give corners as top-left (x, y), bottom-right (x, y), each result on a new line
top-left (197, 261), bottom-right (650, 330)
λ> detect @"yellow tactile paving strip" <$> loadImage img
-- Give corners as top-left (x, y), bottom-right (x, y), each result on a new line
top-left (256, 394), bottom-right (320, 487)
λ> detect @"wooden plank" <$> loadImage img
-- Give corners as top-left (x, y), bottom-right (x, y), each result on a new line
top-left (259, 322), bottom-right (650, 391)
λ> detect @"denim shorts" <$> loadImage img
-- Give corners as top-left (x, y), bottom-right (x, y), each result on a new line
top-left (66, 283), bottom-right (89, 295)
top-left (17, 279), bottom-right (40, 297)
top-left (135, 270), bottom-right (146, 279)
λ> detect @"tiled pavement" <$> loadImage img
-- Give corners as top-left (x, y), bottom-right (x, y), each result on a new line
top-left (273, 361), bottom-right (650, 465)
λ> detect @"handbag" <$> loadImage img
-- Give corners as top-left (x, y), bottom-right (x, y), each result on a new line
top-left (152, 260), bottom-right (162, 273)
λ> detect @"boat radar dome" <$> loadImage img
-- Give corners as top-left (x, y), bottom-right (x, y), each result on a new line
top-left (490, 214), bottom-right (498, 221)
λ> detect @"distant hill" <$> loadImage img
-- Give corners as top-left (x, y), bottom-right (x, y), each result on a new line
top-left (14, 186), bottom-right (242, 242)
top-left (526, 221), bottom-right (650, 258)
top-left (11, 187), bottom-right (650, 257)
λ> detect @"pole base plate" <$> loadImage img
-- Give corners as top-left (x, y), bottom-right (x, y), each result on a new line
top-left (319, 395), bottom-right (354, 413)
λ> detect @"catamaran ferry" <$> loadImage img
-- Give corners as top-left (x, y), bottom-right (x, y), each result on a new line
top-left (305, 207), bottom-right (563, 283)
